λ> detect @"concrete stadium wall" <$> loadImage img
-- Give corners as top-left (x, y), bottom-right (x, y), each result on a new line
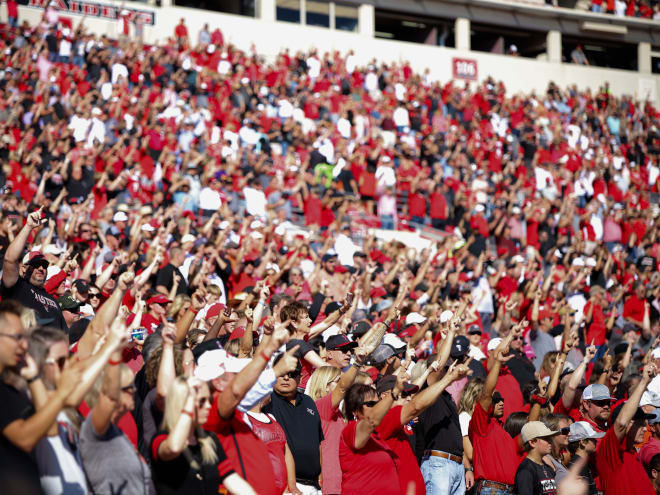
top-left (11, 2), bottom-right (660, 104)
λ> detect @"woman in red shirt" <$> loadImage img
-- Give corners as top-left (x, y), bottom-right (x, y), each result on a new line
top-left (339, 382), bottom-right (403, 495)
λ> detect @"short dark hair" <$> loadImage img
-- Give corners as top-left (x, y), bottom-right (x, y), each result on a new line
top-left (344, 383), bottom-right (377, 420)
top-left (280, 301), bottom-right (308, 333)
top-left (0, 300), bottom-right (23, 325)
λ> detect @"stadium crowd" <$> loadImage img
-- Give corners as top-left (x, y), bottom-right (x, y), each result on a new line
top-left (1, 7), bottom-right (660, 495)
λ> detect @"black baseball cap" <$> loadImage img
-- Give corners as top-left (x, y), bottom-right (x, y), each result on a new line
top-left (326, 335), bottom-right (358, 351)
top-left (351, 320), bottom-right (371, 337)
top-left (450, 335), bottom-right (470, 359)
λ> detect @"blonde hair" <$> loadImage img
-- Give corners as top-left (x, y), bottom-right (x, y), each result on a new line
top-left (168, 294), bottom-right (191, 319)
top-left (307, 366), bottom-right (341, 401)
top-left (457, 377), bottom-right (484, 415)
top-left (21, 308), bottom-right (37, 331)
top-left (162, 377), bottom-right (218, 465)
top-left (224, 338), bottom-right (241, 357)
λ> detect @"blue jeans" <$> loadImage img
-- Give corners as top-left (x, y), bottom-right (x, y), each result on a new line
top-left (477, 486), bottom-right (510, 495)
top-left (381, 214), bottom-right (395, 230)
top-left (421, 455), bottom-right (465, 495)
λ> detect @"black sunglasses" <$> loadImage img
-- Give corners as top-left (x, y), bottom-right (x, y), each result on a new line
top-left (89, 292), bottom-right (101, 298)
top-left (560, 427), bottom-right (571, 436)
top-left (493, 396), bottom-right (505, 405)
top-left (363, 400), bottom-right (379, 408)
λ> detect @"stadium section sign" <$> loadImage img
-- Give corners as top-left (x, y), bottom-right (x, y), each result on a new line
top-left (21, 0), bottom-right (155, 25)
top-left (452, 57), bottom-right (478, 81)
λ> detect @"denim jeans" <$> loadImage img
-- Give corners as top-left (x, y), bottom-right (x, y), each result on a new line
top-left (420, 455), bottom-right (465, 495)
top-left (477, 485), bottom-right (510, 495)
top-left (381, 214), bottom-right (395, 230)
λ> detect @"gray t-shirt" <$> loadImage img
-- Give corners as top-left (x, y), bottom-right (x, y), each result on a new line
top-left (79, 414), bottom-right (154, 495)
top-left (530, 329), bottom-right (557, 371)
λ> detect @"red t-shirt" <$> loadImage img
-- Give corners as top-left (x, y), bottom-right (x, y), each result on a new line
top-left (468, 402), bottom-right (522, 485)
top-left (202, 399), bottom-right (280, 495)
top-left (339, 420), bottom-right (400, 495)
top-left (623, 294), bottom-right (645, 324)
top-left (596, 427), bottom-right (655, 495)
top-left (584, 301), bottom-right (607, 346)
top-left (376, 406), bottom-right (424, 495)
top-left (315, 394), bottom-right (344, 495)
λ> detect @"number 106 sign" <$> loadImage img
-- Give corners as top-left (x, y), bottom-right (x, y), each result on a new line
top-left (452, 58), bottom-right (478, 81)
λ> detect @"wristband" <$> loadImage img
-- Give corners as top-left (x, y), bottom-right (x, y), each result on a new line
top-left (260, 351), bottom-right (271, 362)
top-left (181, 410), bottom-right (194, 418)
top-left (108, 358), bottom-right (121, 366)
top-left (465, 467), bottom-right (473, 472)
top-left (531, 394), bottom-right (549, 406)
top-left (26, 375), bottom-right (40, 384)
top-left (189, 307), bottom-right (200, 315)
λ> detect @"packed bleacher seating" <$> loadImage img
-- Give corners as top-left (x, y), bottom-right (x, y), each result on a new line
top-left (1, 7), bottom-right (660, 495)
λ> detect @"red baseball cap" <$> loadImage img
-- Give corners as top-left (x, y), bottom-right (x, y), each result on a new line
top-left (206, 303), bottom-right (226, 319)
top-left (147, 294), bottom-right (171, 305)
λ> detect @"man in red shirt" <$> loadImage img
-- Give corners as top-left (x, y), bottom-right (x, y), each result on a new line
top-left (469, 332), bottom-right (534, 494)
top-left (584, 286), bottom-right (608, 349)
top-left (596, 363), bottom-right (657, 495)
top-left (623, 282), bottom-right (647, 328)
top-left (579, 383), bottom-right (614, 434)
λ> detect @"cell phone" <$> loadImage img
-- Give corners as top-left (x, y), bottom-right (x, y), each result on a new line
top-left (131, 328), bottom-right (146, 341)
top-left (166, 317), bottom-right (176, 323)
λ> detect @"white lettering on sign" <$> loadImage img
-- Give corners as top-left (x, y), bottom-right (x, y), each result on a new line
top-left (452, 58), bottom-right (478, 81)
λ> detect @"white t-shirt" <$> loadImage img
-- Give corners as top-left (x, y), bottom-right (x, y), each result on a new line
top-left (459, 411), bottom-right (472, 437)
top-left (199, 186), bottom-right (222, 211)
top-left (243, 186), bottom-right (267, 218)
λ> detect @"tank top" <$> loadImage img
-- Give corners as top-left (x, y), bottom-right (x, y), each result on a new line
top-left (243, 412), bottom-right (288, 494)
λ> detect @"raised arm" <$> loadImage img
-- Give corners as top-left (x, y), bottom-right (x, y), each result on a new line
top-left (613, 363), bottom-right (655, 440)
top-left (3, 207), bottom-right (43, 288)
top-left (561, 343), bottom-right (596, 409)
top-left (354, 374), bottom-right (403, 449)
top-left (402, 360), bottom-right (472, 425)
top-left (216, 325), bottom-right (289, 420)
top-left (2, 363), bottom-right (81, 452)
top-left (77, 271), bottom-right (134, 359)
top-left (330, 348), bottom-right (367, 409)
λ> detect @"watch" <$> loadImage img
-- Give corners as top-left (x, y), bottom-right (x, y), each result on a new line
top-left (465, 466), bottom-right (473, 472)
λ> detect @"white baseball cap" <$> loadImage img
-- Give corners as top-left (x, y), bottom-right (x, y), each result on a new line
top-left (439, 310), bottom-right (454, 324)
top-left (487, 337), bottom-right (503, 352)
top-left (405, 312), bottom-right (427, 325)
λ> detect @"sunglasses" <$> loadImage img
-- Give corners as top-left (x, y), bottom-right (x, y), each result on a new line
top-left (198, 397), bottom-right (212, 408)
top-left (493, 397), bottom-right (505, 405)
top-left (560, 427), bottom-right (571, 436)
top-left (512, 336), bottom-right (524, 341)
top-left (363, 400), bottom-right (379, 408)
top-left (121, 384), bottom-right (137, 394)
top-left (89, 293), bottom-right (101, 299)
top-left (281, 371), bottom-right (301, 380)
top-left (590, 399), bottom-right (612, 408)
top-left (45, 356), bottom-right (67, 369)
top-left (32, 261), bottom-right (49, 270)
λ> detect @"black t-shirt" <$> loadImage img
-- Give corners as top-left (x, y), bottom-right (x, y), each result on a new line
top-left (155, 264), bottom-right (188, 296)
top-left (507, 349), bottom-right (537, 391)
top-left (514, 457), bottom-right (557, 495)
top-left (414, 390), bottom-right (463, 459)
top-left (0, 382), bottom-right (42, 494)
top-left (566, 455), bottom-right (597, 495)
top-left (149, 429), bottom-right (233, 495)
top-left (1, 277), bottom-right (67, 330)
top-left (263, 391), bottom-right (323, 480)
